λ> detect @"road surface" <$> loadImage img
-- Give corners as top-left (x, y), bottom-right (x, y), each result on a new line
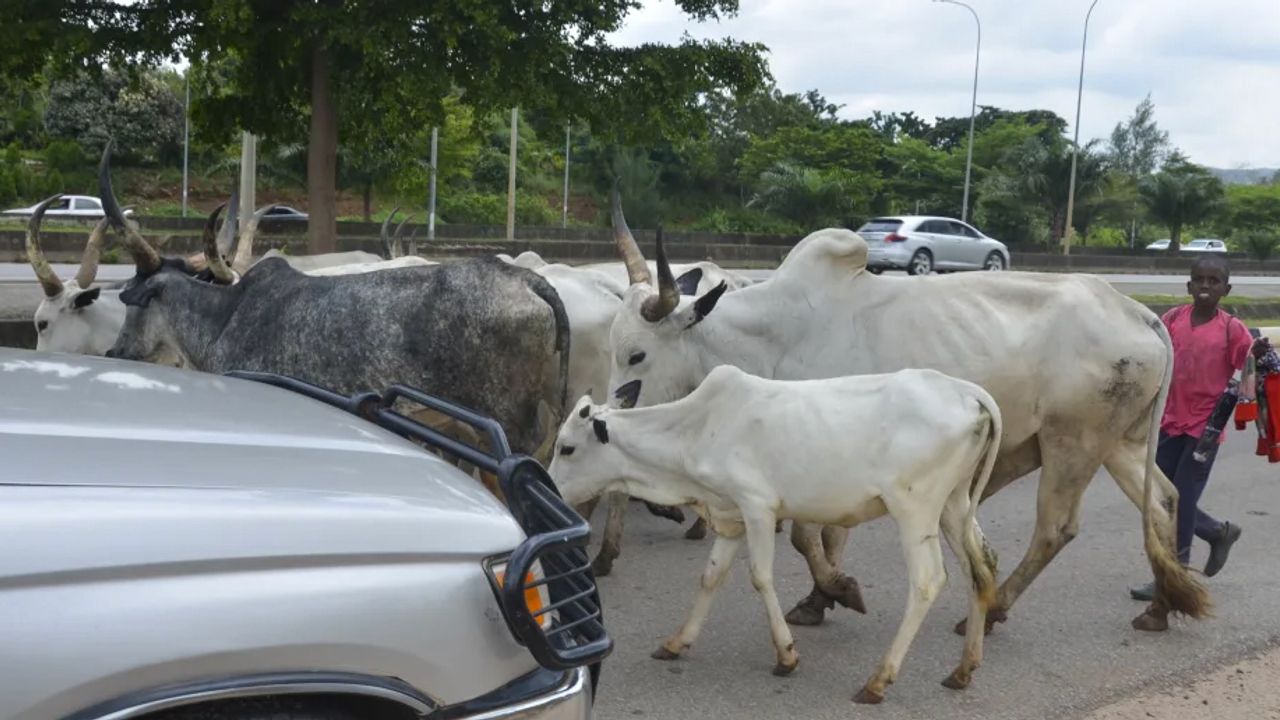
top-left (585, 429), bottom-right (1280, 720)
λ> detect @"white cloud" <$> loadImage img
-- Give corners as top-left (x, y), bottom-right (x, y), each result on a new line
top-left (608, 0), bottom-right (1280, 169)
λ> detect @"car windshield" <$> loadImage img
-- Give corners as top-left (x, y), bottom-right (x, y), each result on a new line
top-left (857, 219), bottom-right (902, 233)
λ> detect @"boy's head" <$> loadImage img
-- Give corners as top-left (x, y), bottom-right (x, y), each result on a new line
top-left (1188, 256), bottom-right (1231, 310)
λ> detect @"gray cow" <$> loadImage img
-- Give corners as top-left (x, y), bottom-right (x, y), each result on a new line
top-left (102, 187), bottom-right (570, 469)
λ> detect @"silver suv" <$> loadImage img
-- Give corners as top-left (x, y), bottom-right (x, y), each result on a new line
top-left (0, 347), bottom-right (610, 720)
top-left (857, 215), bottom-right (1011, 275)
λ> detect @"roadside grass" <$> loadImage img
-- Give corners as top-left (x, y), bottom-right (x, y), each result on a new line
top-left (1127, 293), bottom-right (1267, 306)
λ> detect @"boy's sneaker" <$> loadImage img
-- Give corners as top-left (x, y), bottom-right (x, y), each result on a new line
top-left (1205, 522), bottom-right (1242, 577)
top-left (1129, 581), bottom-right (1155, 602)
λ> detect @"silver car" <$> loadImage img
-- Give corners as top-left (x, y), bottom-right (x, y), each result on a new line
top-left (0, 348), bottom-right (609, 720)
top-left (857, 215), bottom-right (1011, 275)
top-left (2, 195), bottom-right (135, 219)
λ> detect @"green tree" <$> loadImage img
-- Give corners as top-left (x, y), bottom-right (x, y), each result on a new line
top-left (1140, 158), bottom-right (1226, 255)
top-left (980, 135), bottom-right (1109, 247)
top-left (7, 1), bottom-right (768, 252)
top-left (1223, 183), bottom-right (1280, 235)
top-left (1108, 94), bottom-right (1171, 246)
top-left (43, 67), bottom-right (184, 164)
top-left (750, 163), bottom-right (865, 229)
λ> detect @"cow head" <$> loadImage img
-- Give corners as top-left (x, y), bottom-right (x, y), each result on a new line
top-left (606, 185), bottom-right (728, 410)
top-left (26, 194), bottom-right (121, 354)
top-left (547, 395), bottom-right (621, 506)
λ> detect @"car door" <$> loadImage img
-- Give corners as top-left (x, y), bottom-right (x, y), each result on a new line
top-left (922, 220), bottom-right (962, 268)
top-left (948, 220), bottom-right (987, 268)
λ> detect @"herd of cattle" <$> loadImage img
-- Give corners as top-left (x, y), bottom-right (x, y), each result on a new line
top-left (24, 144), bottom-right (1216, 704)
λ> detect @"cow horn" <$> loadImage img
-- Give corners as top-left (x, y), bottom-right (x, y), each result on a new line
top-left (26, 194), bottom-right (65, 298)
top-left (380, 206), bottom-right (401, 259)
top-left (202, 203), bottom-right (234, 284)
top-left (611, 179), bottom-right (651, 287)
top-left (98, 139), bottom-right (160, 274)
top-left (641, 224), bottom-right (680, 322)
top-left (216, 190), bottom-right (239, 260)
top-left (232, 203), bottom-right (278, 273)
top-left (75, 215), bottom-right (111, 289)
top-left (393, 212), bottom-right (415, 258)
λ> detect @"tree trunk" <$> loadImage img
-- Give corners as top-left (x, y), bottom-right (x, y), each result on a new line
top-left (362, 179), bottom-right (372, 222)
top-left (307, 40), bottom-right (338, 254)
top-left (1167, 224), bottom-right (1182, 256)
top-left (1050, 208), bottom-right (1066, 249)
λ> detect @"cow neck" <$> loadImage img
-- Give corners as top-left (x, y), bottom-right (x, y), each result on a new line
top-left (609, 397), bottom-right (722, 507)
top-left (689, 282), bottom-right (792, 382)
top-left (163, 273), bottom-right (243, 370)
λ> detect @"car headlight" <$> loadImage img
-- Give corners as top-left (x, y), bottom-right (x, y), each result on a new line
top-left (485, 556), bottom-right (555, 630)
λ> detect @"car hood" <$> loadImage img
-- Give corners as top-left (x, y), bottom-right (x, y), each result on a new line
top-left (0, 349), bottom-right (526, 574)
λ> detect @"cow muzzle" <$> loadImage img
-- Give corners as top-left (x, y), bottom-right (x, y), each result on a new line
top-left (613, 380), bottom-right (641, 409)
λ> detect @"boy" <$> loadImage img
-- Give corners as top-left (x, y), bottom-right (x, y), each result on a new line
top-left (1130, 256), bottom-right (1251, 602)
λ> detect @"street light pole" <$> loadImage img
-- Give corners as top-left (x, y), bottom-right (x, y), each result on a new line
top-left (1064, 0), bottom-right (1101, 256)
top-left (181, 69), bottom-right (190, 218)
top-left (933, 0), bottom-right (980, 223)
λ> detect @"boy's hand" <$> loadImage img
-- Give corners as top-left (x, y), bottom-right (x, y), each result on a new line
top-left (1253, 337), bottom-right (1273, 360)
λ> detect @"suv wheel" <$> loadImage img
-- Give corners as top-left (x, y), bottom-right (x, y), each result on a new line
top-left (907, 250), bottom-right (933, 276)
top-left (867, 267), bottom-right (884, 275)
top-left (984, 252), bottom-right (1006, 271)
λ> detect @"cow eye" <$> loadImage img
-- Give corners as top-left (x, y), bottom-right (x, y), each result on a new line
top-left (36, 320), bottom-right (48, 332)
top-left (559, 445), bottom-right (576, 456)
top-left (628, 351), bottom-right (646, 366)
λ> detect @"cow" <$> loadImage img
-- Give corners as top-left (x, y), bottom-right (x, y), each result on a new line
top-left (25, 195), bottom-right (124, 355)
top-left (100, 176), bottom-right (571, 474)
top-left (600, 196), bottom-right (1211, 635)
top-left (548, 364), bottom-right (1003, 704)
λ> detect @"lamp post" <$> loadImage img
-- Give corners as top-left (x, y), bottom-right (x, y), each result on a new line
top-left (1063, 0), bottom-right (1101, 256)
top-left (933, 0), bottom-right (980, 223)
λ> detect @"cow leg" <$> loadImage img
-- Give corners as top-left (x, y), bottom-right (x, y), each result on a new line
top-left (653, 523), bottom-right (744, 661)
top-left (855, 512), bottom-right (947, 705)
top-left (741, 512), bottom-right (800, 675)
top-left (785, 522), bottom-right (862, 626)
top-left (938, 486), bottom-right (996, 691)
top-left (590, 492), bottom-right (628, 577)
top-left (956, 438), bottom-right (1099, 636)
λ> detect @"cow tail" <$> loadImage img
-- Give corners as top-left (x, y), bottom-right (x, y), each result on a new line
top-left (964, 387), bottom-right (1002, 608)
top-left (1142, 317), bottom-right (1212, 619)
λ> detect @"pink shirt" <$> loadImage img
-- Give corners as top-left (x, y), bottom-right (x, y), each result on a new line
top-left (1161, 305), bottom-right (1252, 440)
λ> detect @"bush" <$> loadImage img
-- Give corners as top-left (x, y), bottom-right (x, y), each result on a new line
top-left (43, 139), bottom-right (87, 173)
top-left (0, 168), bottom-right (16, 205)
top-left (438, 191), bottom-right (559, 225)
top-left (688, 207), bottom-right (802, 235)
top-left (1241, 233), bottom-right (1280, 262)
top-left (1085, 226), bottom-right (1128, 248)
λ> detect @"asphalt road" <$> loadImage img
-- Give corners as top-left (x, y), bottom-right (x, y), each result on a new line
top-left (584, 430), bottom-right (1280, 720)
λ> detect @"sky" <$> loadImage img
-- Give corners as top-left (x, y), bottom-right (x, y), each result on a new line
top-left (607, 0), bottom-right (1280, 170)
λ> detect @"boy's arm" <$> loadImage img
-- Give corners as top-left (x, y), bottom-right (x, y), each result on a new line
top-left (1230, 317), bottom-right (1254, 371)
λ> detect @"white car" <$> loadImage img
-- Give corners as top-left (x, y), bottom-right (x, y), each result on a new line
top-left (1184, 238), bottom-right (1228, 253)
top-left (1145, 239), bottom-right (1176, 251)
top-left (2, 195), bottom-right (134, 219)
top-left (856, 215), bottom-right (1011, 275)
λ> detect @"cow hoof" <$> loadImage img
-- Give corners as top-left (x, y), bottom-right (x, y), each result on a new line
top-left (829, 576), bottom-right (868, 615)
top-left (853, 687), bottom-right (885, 705)
top-left (785, 588), bottom-right (834, 626)
top-left (941, 668), bottom-right (971, 690)
top-left (1132, 610), bottom-right (1169, 632)
top-left (590, 555), bottom-right (614, 578)
top-left (774, 519), bottom-right (784, 533)
top-left (684, 518), bottom-right (708, 540)
top-left (645, 502), bottom-right (686, 524)
top-left (651, 644), bottom-right (684, 661)
top-left (772, 658), bottom-right (799, 677)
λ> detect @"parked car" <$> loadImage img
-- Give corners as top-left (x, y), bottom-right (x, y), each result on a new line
top-left (1, 194), bottom-right (134, 219)
top-left (856, 215), bottom-right (1011, 275)
top-left (263, 205), bottom-right (308, 220)
top-left (1145, 238), bottom-right (1176, 251)
top-left (0, 347), bottom-right (609, 720)
top-left (1184, 238), bottom-right (1228, 253)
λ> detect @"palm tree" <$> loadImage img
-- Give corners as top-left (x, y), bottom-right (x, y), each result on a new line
top-left (750, 162), bottom-right (852, 228)
top-left (1139, 163), bottom-right (1225, 255)
top-left (981, 137), bottom-right (1108, 247)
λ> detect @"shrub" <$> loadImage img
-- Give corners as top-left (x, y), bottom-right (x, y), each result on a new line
top-left (689, 207), bottom-right (802, 235)
top-left (43, 139), bottom-right (87, 173)
top-left (1241, 233), bottom-right (1280, 262)
top-left (438, 191), bottom-right (559, 225)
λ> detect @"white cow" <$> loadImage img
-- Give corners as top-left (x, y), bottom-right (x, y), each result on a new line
top-left (26, 195), bottom-right (125, 355)
top-left (548, 365), bottom-right (1002, 704)
top-left (601, 195), bottom-right (1211, 635)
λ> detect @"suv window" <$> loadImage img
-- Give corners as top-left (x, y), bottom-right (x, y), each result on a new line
top-left (73, 198), bottom-right (101, 211)
top-left (948, 221), bottom-right (979, 238)
top-left (857, 219), bottom-right (902, 233)
top-left (918, 220), bottom-right (948, 233)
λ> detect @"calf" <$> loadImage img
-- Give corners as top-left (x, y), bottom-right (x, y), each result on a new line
top-left (548, 364), bottom-right (1002, 704)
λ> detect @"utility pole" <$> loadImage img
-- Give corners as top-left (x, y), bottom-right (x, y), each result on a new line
top-left (1064, 0), bottom-right (1102, 256)
top-left (933, 0), bottom-right (980, 223)
top-left (181, 70), bottom-right (190, 218)
top-left (238, 131), bottom-right (257, 234)
top-left (506, 107), bottom-right (518, 242)
top-left (427, 126), bottom-right (438, 244)
top-left (562, 122), bottom-right (571, 228)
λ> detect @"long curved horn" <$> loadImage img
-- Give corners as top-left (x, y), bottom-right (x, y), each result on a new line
top-left (75, 215), bottom-right (111, 289)
top-left (640, 224), bottom-right (680, 322)
top-left (202, 203), bottom-right (234, 284)
top-left (611, 179), bottom-right (651, 287)
top-left (232, 203), bottom-right (279, 273)
top-left (98, 139), bottom-right (160, 274)
top-left (216, 190), bottom-right (239, 260)
top-left (393, 212), bottom-right (416, 259)
top-left (380, 206), bottom-right (400, 260)
top-left (26, 194), bottom-right (65, 298)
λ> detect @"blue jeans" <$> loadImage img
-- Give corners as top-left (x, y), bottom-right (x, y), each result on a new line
top-left (1157, 432), bottom-right (1225, 564)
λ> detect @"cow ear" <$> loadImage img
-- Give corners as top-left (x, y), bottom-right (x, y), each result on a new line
top-left (72, 287), bottom-right (102, 309)
top-left (675, 267), bottom-right (703, 296)
top-left (592, 418), bottom-right (610, 444)
top-left (685, 281), bottom-right (728, 328)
